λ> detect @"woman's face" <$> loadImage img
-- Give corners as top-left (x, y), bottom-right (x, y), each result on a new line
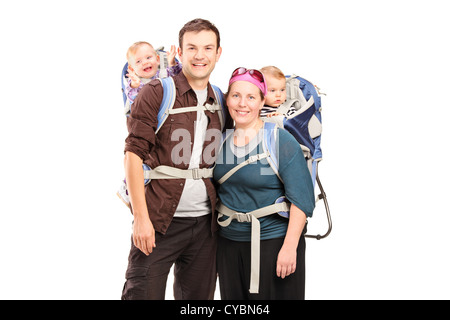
top-left (227, 81), bottom-right (265, 129)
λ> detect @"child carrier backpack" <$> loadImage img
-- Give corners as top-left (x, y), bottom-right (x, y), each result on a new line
top-left (265, 74), bottom-right (332, 240)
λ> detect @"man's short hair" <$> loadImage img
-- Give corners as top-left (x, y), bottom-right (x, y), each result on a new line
top-left (179, 18), bottom-right (220, 50)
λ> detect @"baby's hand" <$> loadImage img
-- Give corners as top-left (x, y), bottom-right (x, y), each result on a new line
top-left (127, 67), bottom-right (141, 88)
top-left (168, 45), bottom-right (177, 67)
top-left (267, 112), bottom-right (280, 118)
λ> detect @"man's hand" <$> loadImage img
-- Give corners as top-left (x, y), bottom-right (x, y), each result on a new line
top-left (133, 215), bottom-right (156, 255)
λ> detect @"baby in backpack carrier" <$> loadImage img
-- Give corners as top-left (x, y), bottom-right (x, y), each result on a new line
top-left (259, 66), bottom-right (287, 118)
top-left (118, 41), bottom-right (182, 208)
top-left (125, 41), bottom-right (181, 105)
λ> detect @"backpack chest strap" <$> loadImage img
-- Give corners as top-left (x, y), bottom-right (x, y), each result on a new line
top-left (144, 166), bottom-right (213, 180)
top-left (216, 153), bottom-right (268, 185)
top-left (167, 102), bottom-right (222, 116)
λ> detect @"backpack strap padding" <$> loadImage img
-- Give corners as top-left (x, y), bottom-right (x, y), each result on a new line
top-left (262, 121), bottom-right (282, 183)
top-left (156, 77), bottom-right (176, 134)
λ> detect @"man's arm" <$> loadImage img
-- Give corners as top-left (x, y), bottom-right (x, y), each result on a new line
top-left (125, 151), bottom-right (156, 255)
top-left (124, 81), bottom-right (164, 255)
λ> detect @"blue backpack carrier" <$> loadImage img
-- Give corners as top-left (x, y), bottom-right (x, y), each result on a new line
top-left (264, 74), bottom-right (331, 240)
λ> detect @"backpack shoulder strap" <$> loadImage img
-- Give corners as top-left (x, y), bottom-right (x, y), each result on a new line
top-left (156, 77), bottom-right (176, 134)
top-left (262, 121), bottom-right (283, 183)
top-left (211, 84), bottom-right (225, 130)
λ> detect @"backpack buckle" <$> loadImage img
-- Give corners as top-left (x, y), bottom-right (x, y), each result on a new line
top-left (205, 103), bottom-right (216, 113)
top-left (235, 213), bottom-right (252, 223)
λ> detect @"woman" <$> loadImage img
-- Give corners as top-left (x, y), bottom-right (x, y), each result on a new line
top-left (214, 67), bottom-right (315, 299)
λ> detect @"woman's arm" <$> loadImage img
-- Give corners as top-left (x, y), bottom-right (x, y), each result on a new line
top-left (276, 203), bottom-right (307, 278)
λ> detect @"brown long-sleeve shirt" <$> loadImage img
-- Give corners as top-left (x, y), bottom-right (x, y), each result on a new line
top-left (125, 72), bottom-right (231, 234)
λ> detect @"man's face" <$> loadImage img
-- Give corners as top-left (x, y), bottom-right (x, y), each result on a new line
top-left (178, 30), bottom-right (222, 89)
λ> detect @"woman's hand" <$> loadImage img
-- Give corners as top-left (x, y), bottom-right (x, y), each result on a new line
top-left (276, 203), bottom-right (307, 278)
top-left (276, 244), bottom-right (297, 278)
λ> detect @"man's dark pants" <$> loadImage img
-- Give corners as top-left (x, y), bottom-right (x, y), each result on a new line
top-left (121, 215), bottom-right (217, 300)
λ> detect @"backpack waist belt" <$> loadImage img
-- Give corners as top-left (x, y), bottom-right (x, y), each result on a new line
top-left (216, 201), bottom-right (290, 294)
top-left (144, 166), bottom-right (213, 180)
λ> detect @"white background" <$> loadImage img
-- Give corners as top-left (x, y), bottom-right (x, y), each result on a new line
top-left (1, 0), bottom-right (449, 299)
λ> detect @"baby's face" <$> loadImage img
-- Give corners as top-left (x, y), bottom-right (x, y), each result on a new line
top-left (130, 45), bottom-right (160, 79)
top-left (265, 75), bottom-right (287, 107)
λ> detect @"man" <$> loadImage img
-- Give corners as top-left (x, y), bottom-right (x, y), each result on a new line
top-left (121, 19), bottom-right (230, 300)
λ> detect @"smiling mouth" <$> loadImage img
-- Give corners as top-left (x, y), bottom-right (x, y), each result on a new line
top-left (144, 66), bottom-right (152, 72)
